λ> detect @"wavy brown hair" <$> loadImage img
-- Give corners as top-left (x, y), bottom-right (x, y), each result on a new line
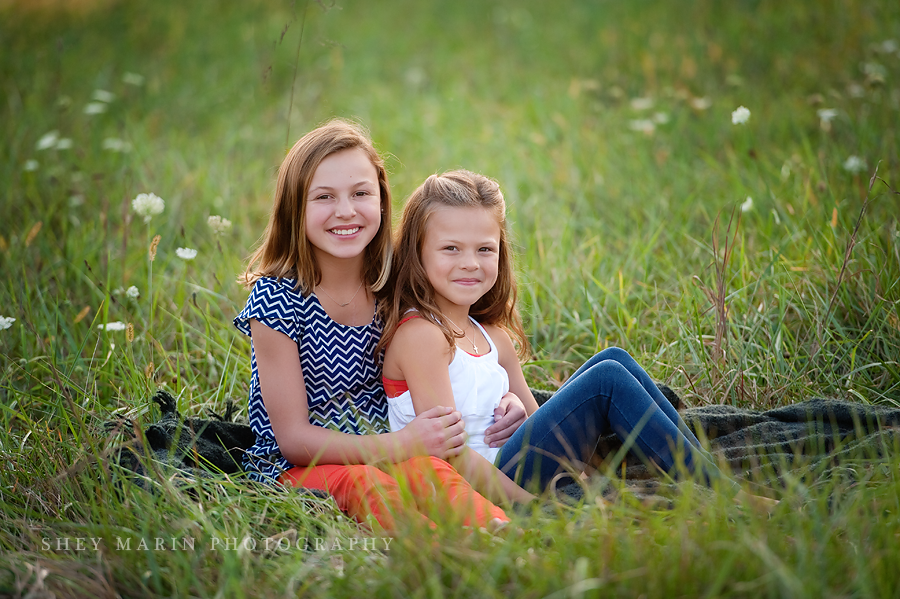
top-left (239, 119), bottom-right (392, 294)
top-left (377, 170), bottom-right (528, 359)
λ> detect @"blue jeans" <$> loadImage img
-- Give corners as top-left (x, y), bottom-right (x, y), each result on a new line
top-left (497, 347), bottom-right (732, 492)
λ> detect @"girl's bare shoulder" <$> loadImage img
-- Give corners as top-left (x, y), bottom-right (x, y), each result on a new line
top-left (390, 313), bottom-right (447, 348)
top-left (385, 313), bottom-right (454, 375)
top-left (482, 323), bottom-right (513, 346)
top-left (482, 323), bottom-right (518, 363)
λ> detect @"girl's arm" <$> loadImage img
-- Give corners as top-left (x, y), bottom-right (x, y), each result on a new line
top-left (251, 319), bottom-right (468, 466)
top-left (388, 318), bottom-right (536, 505)
top-left (487, 324), bottom-right (541, 416)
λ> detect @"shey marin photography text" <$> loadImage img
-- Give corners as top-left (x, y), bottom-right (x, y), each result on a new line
top-left (40, 535), bottom-right (393, 553)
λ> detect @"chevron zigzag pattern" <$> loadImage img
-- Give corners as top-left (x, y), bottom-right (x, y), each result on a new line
top-left (234, 277), bottom-right (390, 481)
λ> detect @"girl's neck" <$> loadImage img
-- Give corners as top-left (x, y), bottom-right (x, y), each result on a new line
top-left (434, 299), bottom-right (473, 329)
top-left (313, 250), bottom-right (373, 326)
top-left (314, 250), bottom-right (366, 292)
top-left (434, 300), bottom-right (484, 356)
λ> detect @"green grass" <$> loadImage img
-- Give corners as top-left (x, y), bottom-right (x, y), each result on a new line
top-left (1, 0), bottom-right (899, 596)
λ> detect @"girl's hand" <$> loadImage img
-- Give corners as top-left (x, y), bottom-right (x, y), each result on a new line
top-left (484, 392), bottom-right (527, 448)
top-left (401, 405), bottom-right (468, 459)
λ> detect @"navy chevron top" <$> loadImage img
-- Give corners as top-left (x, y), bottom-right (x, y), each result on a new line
top-left (234, 277), bottom-right (389, 482)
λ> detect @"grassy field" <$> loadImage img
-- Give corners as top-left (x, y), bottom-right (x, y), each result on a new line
top-left (2, 0), bottom-right (899, 596)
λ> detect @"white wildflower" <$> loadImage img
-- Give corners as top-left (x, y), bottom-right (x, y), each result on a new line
top-left (122, 72), bottom-right (145, 86)
top-left (847, 83), bottom-right (865, 98)
top-left (630, 97), bottom-right (654, 111)
top-left (36, 131), bottom-right (59, 151)
top-left (405, 67), bottom-right (426, 87)
top-left (55, 138), bottom-right (73, 150)
top-left (126, 286), bottom-right (140, 299)
top-left (740, 196), bottom-right (754, 212)
top-left (176, 247), bottom-right (198, 260)
top-left (652, 112), bottom-right (670, 124)
top-left (84, 102), bottom-right (107, 115)
top-left (876, 39), bottom-right (898, 55)
top-left (131, 193), bottom-right (165, 223)
top-left (731, 106), bottom-right (751, 125)
top-left (862, 62), bottom-right (886, 78)
top-left (97, 321), bottom-right (127, 331)
top-left (92, 89), bottom-right (115, 103)
top-left (207, 215), bottom-right (232, 234)
top-left (68, 194), bottom-right (85, 207)
top-left (0, 316), bottom-right (15, 330)
top-left (102, 138), bottom-right (132, 153)
top-left (628, 119), bottom-right (656, 134)
top-left (843, 155), bottom-right (867, 174)
top-left (817, 108), bottom-right (839, 132)
top-left (817, 108), bottom-right (838, 123)
top-left (690, 96), bottom-right (712, 110)
top-left (24, 160), bottom-right (39, 172)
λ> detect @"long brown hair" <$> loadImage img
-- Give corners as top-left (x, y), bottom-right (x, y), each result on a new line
top-left (239, 119), bottom-right (392, 294)
top-left (377, 170), bottom-right (528, 359)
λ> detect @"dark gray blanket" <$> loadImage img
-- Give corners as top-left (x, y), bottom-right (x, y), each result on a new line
top-left (591, 397), bottom-right (900, 492)
top-left (110, 389), bottom-right (900, 497)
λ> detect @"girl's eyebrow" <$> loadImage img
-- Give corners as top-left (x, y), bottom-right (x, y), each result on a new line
top-left (308, 180), bottom-right (377, 193)
top-left (436, 236), bottom-right (498, 245)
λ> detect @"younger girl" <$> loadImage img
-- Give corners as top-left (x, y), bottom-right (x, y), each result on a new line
top-left (380, 170), bottom-right (740, 500)
top-left (234, 121), bottom-right (510, 531)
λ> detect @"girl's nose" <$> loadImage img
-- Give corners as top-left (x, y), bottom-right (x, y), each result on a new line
top-left (460, 251), bottom-right (480, 270)
top-left (334, 195), bottom-right (357, 218)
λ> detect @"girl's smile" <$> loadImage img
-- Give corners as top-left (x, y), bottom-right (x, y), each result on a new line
top-left (330, 226), bottom-right (360, 236)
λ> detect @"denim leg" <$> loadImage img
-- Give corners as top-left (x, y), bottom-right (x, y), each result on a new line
top-left (498, 356), bottom-right (727, 492)
top-left (562, 348), bottom-right (704, 449)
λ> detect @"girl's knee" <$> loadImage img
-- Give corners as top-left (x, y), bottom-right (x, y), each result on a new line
top-left (345, 464), bottom-right (396, 490)
top-left (403, 455), bottom-right (456, 475)
top-left (590, 358), bottom-right (629, 378)
top-left (423, 456), bottom-right (456, 472)
top-left (596, 346), bottom-right (632, 364)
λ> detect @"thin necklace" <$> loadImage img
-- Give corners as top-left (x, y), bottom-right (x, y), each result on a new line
top-left (316, 281), bottom-right (364, 307)
top-left (445, 315), bottom-right (478, 354)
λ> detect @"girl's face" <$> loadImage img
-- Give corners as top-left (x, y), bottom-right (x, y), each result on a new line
top-left (421, 206), bottom-right (501, 313)
top-left (305, 147), bottom-right (382, 264)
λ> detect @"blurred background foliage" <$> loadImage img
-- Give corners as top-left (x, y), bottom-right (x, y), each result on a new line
top-left (1, 0), bottom-right (898, 416)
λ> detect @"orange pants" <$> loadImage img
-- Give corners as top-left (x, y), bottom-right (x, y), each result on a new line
top-left (280, 456), bottom-right (508, 531)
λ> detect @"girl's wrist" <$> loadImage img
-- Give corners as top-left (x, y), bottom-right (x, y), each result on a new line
top-left (383, 428), bottom-right (412, 463)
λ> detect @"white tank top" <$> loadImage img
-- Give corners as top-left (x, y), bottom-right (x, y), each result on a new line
top-left (387, 318), bottom-right (509, 464)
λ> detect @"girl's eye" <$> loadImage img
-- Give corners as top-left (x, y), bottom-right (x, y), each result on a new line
top-left (479, 246), bottom-right (496, 253)
top-left (443, 245), bottom-right (457, 252)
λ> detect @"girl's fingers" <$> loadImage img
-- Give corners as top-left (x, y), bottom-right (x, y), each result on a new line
top-left (449, 419), bottom-right (466, 438)
top-left (439, 411), bottom-right (462, 428)
top-left (444, 430), bottom-right (468, 457)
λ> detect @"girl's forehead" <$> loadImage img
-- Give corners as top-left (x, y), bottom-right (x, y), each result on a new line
top-left (309, 147), bottom-right (378, 187)
top-left (427, 205), bottom-right (501, 236)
